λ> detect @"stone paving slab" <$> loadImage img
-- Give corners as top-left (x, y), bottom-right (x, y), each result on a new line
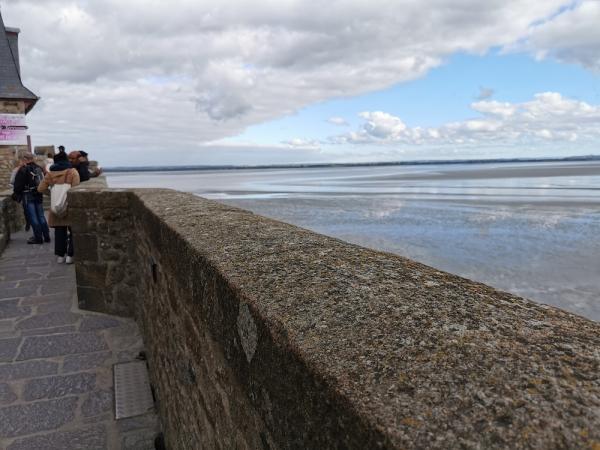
top-left (0, 382), bottom-right (17, 404)
top-left (21, 293), bottom-right (70, 306)
top-left (0, 360), bottom-right (58, 381)
top-left (23, 372), bottom-right (97, 401)
top-left (21, 325), bottom-right (77, 337)
top-left (0, 232), bottom-right (160, 449)
top-left (0, 338), bottom-right (21, 362)
top-left (0, 285), bottom-right (40, 300)
top-left (0, 300), bottom-right (31, 320)
top-left (0, 397), bottom-right (78, 438)
top-left (1, 272), bottom-right (44, 282)
top-left (80, 316), bottom-right (122, 332)
top-left (6, 424), bottom-right (108, 450)
top-left (17, 332), bottom-right (109, 360)
top-left (63, 351), bottom-right (112, 373)
top-left (82, 389), bottom-right (114, 418)
top-left (37, 301), bottom-right (74, 313)
top-left (16, 311), bottom-right (82, 330)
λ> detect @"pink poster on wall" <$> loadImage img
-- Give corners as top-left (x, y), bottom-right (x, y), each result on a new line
top-left (0, 114), bottom-right (28, 145)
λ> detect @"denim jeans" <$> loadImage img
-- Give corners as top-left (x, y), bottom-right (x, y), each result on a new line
top-left (22, 192), bottom-right (50, 242)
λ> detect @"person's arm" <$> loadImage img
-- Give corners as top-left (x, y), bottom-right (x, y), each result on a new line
top-left (9, 168), bottom-right (17, 187)
top-left (70, 168), bottom-right (81, 187)
top-left (13, 168), bottom-right (26, 195)
top-left (38, 173), bottom-right (51, 193)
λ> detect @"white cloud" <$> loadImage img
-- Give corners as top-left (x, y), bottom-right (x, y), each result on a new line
top-left (471, 101), bottom-right (516, 118)
top-left (0, 0), bottom-right (587, 165)
top-left (360, 112), bottom-right (407, 139)
top-left (282, 138), bottom-right (321, 150)
top-left (327, 117), bottom-right (349, 126)
top-left (333, 92), bottom-right (600, 147)
top-left (524, 0), bottom-right (600, 72)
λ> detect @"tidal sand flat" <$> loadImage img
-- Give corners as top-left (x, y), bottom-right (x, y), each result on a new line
top-left (108, 161), bottom-right (600, 321)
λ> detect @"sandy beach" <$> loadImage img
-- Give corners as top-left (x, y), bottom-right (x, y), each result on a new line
top-left (108, 160), bottom-right (600, 321)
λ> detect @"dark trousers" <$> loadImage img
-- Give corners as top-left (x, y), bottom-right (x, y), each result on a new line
top-left (23, 193), bottom-right (50, 241)
top-left (54, 226), bottom-right (73, 257)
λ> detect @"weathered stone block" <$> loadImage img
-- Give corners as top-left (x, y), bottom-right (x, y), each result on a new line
top-left (101, 208), bottom-right (126, 222)
top-left (76, 263), bottom-right (107, 288)
top-left (112, 286), bottom-right (137, 310)
top-left (106, 263), bottom-right (126, 285)
top-left (73, 234), bottom-right (98, 262)
top-left (68, 212), bottom-right (95, 234)
top-left (0, 101), bottom-right (25, 114)
top-left (99, 248), bottom-right (121, 262)
top-left (77, 287), bottom-right (106, 312)
top-left (68, 191), bottom-right (96, 209)
top-left (97, 191), bottom-right (131, 209)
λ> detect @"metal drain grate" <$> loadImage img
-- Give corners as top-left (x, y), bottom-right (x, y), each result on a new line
top-left (114, 360), bottom-right (154, 419)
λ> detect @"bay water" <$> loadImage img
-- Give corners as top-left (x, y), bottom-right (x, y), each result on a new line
top-left (108, 161), bottom-right (600, 321)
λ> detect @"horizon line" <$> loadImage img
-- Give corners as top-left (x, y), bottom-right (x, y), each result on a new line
top-left (103, 154), bottom-right (600, 172)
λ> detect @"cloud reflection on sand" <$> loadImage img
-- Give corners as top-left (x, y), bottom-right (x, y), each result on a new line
top-left (108, 161), bottom-right (600, 321)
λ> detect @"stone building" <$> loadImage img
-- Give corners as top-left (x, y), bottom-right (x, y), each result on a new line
top-left (0, 9), bottom-right (38, 188)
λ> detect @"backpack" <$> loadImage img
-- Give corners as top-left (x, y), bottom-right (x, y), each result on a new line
top-left (25, 164), bottom-right (44, 192)
top-left (50, 182), bottom-right (71, 217)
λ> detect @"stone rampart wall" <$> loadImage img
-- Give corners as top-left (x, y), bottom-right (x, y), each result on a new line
top-left (69, 186), bottom-right (600, 450)
top-left (0, 190), bottom-right (24, 254)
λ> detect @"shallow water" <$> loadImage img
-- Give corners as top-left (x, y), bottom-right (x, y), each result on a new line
top-left (108, 161), bottom-right (600, 321)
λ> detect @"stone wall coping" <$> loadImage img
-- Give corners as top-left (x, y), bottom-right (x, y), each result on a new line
top-left (69, 186), bottom-right (600, 448)
top-left (70, 176), bottom-right (108, 191)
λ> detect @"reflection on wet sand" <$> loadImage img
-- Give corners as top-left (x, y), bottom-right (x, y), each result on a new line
top-left (108, 161), bottom-right (600, 321)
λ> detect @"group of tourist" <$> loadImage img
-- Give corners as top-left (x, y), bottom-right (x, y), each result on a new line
top-left (10, 146), bottom-right (102, 264)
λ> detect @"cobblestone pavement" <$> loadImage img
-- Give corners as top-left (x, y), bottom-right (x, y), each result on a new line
top-left (0, 232), bottom-right (160, 450)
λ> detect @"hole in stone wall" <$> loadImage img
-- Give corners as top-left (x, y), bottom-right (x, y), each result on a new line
top-left (154, 433), bottom-right (166, 450)
top-left (150, 257), bottom-right (158, 283)
top-left (187, 362), bottom-right (197, 384)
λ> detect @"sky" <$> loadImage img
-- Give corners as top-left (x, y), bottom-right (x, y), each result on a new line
top-left (2, 0), bottom-right (600, 166)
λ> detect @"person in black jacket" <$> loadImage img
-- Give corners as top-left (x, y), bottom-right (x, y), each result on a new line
top-left (12, 153), bottom-right (50, 244)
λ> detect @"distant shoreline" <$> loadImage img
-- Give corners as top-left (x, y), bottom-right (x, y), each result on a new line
top-left (104, 154), bottom-right (600, 173)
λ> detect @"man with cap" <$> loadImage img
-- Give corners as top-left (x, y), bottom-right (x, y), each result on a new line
top-left (12, 153), bottom-right (51, 244)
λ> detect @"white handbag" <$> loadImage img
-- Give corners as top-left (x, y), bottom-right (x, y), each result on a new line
top-left (50, 183), bottom-right (71, 217)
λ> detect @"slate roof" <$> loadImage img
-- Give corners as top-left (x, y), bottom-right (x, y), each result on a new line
top-left (0, 10), bottom-right (38, 113)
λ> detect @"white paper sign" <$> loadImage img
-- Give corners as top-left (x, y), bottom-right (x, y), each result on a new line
top-left (0, 114), bottom-right (28, 145)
